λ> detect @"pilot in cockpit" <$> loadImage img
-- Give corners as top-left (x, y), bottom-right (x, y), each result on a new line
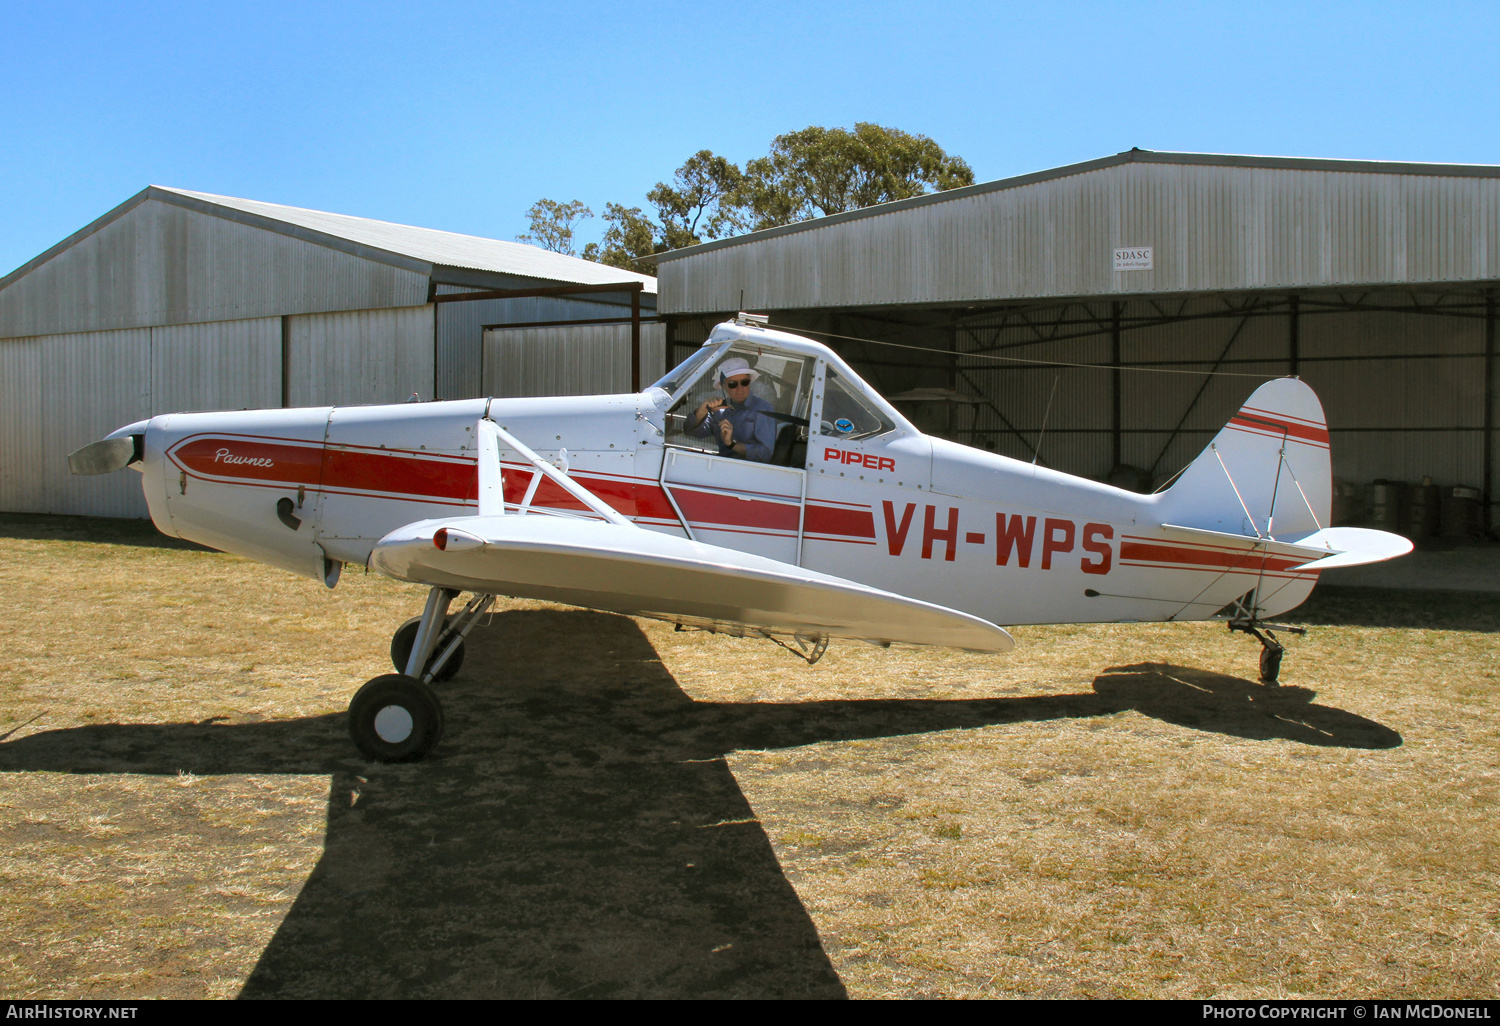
top-left (686, 357), bottom-right (777, 462)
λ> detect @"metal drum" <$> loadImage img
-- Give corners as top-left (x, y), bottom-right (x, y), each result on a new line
top-left (1405, 479), bottom-right (1441, 542)
top-left (1369, 480), bottom-right (1406, 536)
top-left (1441, 486), bottom-right (1481, 541)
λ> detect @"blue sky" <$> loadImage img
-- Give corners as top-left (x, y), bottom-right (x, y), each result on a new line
top-left (3, 0), bottom-right (1498, 277)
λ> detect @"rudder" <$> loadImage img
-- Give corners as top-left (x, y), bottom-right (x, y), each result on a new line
top-left (1161, 377), bottom-right (1331, 543)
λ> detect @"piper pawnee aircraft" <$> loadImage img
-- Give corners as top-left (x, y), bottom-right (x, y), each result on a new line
top-left (70, 313), bottom-right (1411, 763)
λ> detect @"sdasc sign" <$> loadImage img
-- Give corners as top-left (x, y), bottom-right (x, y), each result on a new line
top-left (1114, 245), bottom-right (1153, 270)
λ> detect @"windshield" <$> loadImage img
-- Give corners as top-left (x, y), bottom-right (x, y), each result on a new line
top-left (649, 344), bottom-right (722, 398)
top-left (820, 366), bottom-right (895, 441)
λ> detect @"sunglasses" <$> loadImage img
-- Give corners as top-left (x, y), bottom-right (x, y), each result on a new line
top-left (724, 377), bottom-right (752, 388)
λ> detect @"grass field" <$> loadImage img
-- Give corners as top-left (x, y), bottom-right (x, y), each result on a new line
top-left (0, 514), bottom-right (1496, 999)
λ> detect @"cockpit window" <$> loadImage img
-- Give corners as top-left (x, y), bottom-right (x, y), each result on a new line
top-left (649, 344), bottom-right (721, 398)
top-left (666, 346), bottom-right (816, 461)
top-left (819, 367), bottom-right (894, 441)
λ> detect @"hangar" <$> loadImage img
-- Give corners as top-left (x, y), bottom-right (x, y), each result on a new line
top-left (652, 149), bottom-right (1499, 539)
top-left (0, 187), bottom-right (658, 518)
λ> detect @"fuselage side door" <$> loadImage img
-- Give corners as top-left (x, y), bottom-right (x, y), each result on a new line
top-left (660, 447), bottom-right (806, 564)
top-left (656, 343), bottom-right (819, 564)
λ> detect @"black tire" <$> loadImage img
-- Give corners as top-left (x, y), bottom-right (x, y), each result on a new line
top-left (1259, 645), bottom-right (1284, 685)
top-left (390, 616), bottom-right (465, 682)
top-left (348, 674), bottom-right (445, 762)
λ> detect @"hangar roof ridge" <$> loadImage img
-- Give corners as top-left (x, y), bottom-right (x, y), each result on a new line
top-left (1, 185), bottom-right (655, 296)
top-left (653, 148), bottom-right (1500, 264)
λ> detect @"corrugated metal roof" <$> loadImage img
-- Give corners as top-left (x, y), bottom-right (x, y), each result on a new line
top-left (654, 148), bottom-right (1500, 315)
top-left (2, 185), bottom-right (655, 297)
top-left (156, 187), bottom-right (656, 290)
top-left (655, 148), bottom-right (1500, 264)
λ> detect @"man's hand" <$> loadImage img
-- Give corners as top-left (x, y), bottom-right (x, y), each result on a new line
top-left (718, 418), bottom-right (734, 446)
top-left (691, 397), bottom-right (725, 428)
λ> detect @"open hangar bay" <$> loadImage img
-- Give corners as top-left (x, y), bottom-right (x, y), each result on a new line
top-left (656, 149), bottom-right (1500, 543)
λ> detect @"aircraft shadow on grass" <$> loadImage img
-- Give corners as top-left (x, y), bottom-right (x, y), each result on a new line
top-left (0, 609), bottom-right (1401, 999)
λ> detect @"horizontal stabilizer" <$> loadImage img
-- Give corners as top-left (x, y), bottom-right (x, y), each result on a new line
top-left (371, 514), bottom-right (1015, 653)
top-left (1158, 522), bottom-right (1331, 562)
top-left (1284, 527), bottom-right (1414, 570)
top-left (1159, 522), bottom-right (1413, 571)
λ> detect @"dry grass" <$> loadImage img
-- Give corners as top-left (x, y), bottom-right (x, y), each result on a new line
top-left (0, 513), bottom-right (1495, 999)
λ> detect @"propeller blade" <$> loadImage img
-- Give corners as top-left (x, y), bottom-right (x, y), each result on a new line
top-left (67, 436), bottom-right (140, 476)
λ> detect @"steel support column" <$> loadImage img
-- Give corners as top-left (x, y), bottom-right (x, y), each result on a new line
top-left (631, 289), bottom-right (642, 392)
top-left (1485, 293), bottom-right (1496, 531)
top-left (1111, 301), bottom-right (1122, 470)
top-left (1289, 293), bottom-right (1301, 375)
top-left (280, 315), bottom-right (291, 408)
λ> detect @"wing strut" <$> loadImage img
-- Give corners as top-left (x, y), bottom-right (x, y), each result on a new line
top-left (475, 413), bottom-right (633, 527)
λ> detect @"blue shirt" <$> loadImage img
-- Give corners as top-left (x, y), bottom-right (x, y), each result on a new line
top-left (692, 393), bottom-right (778, 462)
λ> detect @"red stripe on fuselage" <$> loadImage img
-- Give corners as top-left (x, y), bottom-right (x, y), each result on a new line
top-left (1119, 538), bottom-right (1313, 574)
top-left (323, 447), bottom-right (474, 501)
top-left (168, 434), bottom-right (880, 544)
top-left (803, 503), bottom-right (876, 540)
top-left (667, 486), bottom-right (801, 533)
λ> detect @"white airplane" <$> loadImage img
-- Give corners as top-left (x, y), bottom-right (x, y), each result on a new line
top-left (70, 314), bottom-right (1411, 762)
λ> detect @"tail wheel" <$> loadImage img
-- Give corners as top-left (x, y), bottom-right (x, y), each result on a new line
top-left (349, 674), bottom-right (445, 762)
top-left (390, 616), bottom-right (465, 682)
top-left (1259, 645), bottom-right (1284, 685)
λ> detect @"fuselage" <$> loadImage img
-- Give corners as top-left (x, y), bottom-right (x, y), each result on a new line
top-left (125, 323), bottom-right (1321, 627)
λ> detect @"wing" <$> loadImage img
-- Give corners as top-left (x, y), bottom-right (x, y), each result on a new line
top-left (369, 514), bottom-right (1014, 653)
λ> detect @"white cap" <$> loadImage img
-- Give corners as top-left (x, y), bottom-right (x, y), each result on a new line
top-left (717, 357), bottom-right (758, 383)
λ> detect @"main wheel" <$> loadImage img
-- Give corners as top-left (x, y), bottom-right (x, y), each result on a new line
top-left (390, 616), bottom-right (465, 682)
top-left (348, 674), bottom-right (445, 762)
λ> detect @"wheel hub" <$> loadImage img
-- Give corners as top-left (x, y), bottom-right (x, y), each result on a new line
top-left (373, 704), bottom-right (415, 743)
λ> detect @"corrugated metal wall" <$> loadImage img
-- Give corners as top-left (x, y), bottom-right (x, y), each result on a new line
top-left (659, 162), bottom-right (1500, 314)
top-left (2, 303), bottom-right (566, 515)
top-left (0, 328), bottom-right (154, 517)
top-left (0, 336), bottom-right (48, 514)
top-left (482, 323), bottom-right (667, 397)
top-left (151, 317), bottom-right (281, 414)
top-left (941, 298), bottom-right (1491, 492)
top-left (1300, 308), bottom-right (1485, 485)
top-left (0, 198), bottom-right (430, 338)
top-left (285, 306), bottom-right (435, 407)
top-left (435, 289), bottom-right (656, 400)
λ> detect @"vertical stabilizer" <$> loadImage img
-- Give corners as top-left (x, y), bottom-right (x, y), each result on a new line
top-left (1161, 378), bottom-right (1331, 543)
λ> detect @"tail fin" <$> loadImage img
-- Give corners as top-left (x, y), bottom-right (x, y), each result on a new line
top-left (1160, 377), bottom-right (1331, 542)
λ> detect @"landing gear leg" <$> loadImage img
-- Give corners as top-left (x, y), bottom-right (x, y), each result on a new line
top-left (403, 587), bottom-right (459, 680)
top-left (1228, 620), bottom-right (1305, 685)
top-left (391, 591), bottom-right (496, 683)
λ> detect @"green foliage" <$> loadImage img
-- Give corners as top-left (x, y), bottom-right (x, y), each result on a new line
top-left (516, 198), bottom-right (593, 256)
top-left (741, 123), bottom-right (974, 230)
top-left (581, 203), bottom-right (659, 269)
top-left (525, 124), bottom-right (973, 268)
top-left (649, 150), bottom-right (749, 250)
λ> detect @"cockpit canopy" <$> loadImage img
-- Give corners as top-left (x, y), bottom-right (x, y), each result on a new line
top-left (649, 321), bottom-right (910, 465)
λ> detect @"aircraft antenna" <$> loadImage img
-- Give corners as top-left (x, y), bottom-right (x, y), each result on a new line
top-left (1032, 375), bottom-right (1060, 466)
